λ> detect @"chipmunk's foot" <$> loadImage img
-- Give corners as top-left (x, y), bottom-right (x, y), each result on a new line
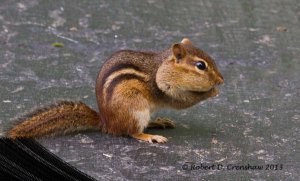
top-left (131, 133), bottom-right (168, 143)
top-left (147, 118), bottom-right (175, 129)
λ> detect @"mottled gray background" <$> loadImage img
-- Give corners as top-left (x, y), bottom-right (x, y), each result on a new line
top-left (0, 0), bottom-right (299, 180)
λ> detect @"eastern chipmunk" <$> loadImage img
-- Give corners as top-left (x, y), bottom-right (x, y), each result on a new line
top-left (8, 38), bottom-right (224, 143)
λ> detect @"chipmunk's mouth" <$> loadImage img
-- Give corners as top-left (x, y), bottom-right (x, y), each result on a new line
top-left (189, 86), bottom-right (219, 96)
top-left (189, 88), bottom-right (212, 93)
top-left (189, 85), bottom-right (216, 93)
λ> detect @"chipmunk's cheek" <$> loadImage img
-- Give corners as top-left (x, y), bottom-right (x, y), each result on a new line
top-left (197, 79), bottom-right (214, 92)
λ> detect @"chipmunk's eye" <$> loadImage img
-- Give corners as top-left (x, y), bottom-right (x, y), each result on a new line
top-left (195, 61), bottom-right (207, 70)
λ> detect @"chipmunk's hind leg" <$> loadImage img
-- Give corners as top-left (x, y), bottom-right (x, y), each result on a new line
top-left (147, 118), bottom-right (175, 129)
top-left (129, 108), bottom-right (168, 143)
top-left (106, 80), bottom-right (169, 143)
top-left (131, 133), bottom-right (168, 143)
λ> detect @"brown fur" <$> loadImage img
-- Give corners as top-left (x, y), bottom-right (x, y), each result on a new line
top-left (8, 101), bottom-right (100, 138)
top-left (8, 38), bottom-right (224, 143)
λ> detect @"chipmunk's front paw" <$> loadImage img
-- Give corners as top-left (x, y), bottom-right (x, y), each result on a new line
top-left (209, 87), bottom-right (219, 97)
top-left (131, 133), bottom-right (168, 143)
top-left (147, 118), bottom-right (175, 129)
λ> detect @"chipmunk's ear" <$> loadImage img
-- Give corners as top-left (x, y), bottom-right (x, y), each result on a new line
top-left (181, 38), bottom-right (192, 45)
top-left (172, 43), bottom-right (187, 63)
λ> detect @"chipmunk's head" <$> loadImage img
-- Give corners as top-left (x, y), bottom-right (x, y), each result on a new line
top-left (156, 38), bottom-right (224, 98)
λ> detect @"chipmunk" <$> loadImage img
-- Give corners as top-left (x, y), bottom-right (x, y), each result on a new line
top-left (7, 38), bottom-right (224, 143)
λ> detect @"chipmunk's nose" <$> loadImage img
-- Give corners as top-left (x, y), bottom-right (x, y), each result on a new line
top-left (215, 75), bottom-right (224, 85)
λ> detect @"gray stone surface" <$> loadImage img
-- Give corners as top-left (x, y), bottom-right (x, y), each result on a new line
top-left (0, 0), bottom-right (299, 180)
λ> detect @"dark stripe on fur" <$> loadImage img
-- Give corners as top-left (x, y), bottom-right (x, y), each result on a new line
top-left (101, 63), bottom-right (142, 87)
top-left (106, 73), bottom-right (145, 101)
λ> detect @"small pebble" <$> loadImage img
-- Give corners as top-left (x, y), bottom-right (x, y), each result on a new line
top-left (103, 153), bottom-right (112, 158)
top-left (211, 138), bottom-right (218, 144)
top-left (276, 26), bottom-right (287, 32)
top-left (70, 27), bottom-right (78, 31)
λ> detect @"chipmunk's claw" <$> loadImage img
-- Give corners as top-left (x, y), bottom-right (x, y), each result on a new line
top-left (131, 133), bottom-right (168, 143)
top-left (147, 118), bottom-right (175, 129)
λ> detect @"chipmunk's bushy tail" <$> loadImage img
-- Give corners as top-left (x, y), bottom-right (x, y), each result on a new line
top-left (7, 101), bottom-right (101, 138)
